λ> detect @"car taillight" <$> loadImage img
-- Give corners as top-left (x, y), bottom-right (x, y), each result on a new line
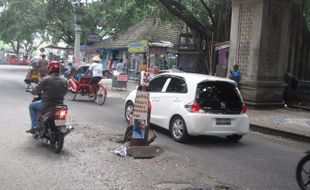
top-left (241, 103), bottom-right (247, 113)
top-left (185, 101), bottom-right (201, 113)
top-left (55, 109), bottom-right (67, 119)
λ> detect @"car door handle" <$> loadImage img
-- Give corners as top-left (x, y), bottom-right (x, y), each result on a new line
top-left (151, 98), bottom-right (159, 102)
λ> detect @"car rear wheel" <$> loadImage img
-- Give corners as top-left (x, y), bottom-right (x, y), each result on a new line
top-left (170, 116), bottom-right (189, 143)
top-left (125, 101), bottom-right (134, 122)
top-left (226, 134), bottom-right (243, 142)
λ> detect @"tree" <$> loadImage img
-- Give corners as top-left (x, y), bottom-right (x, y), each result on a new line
top-left (157, 0), bottom-right (231, 74)
top-left (296, 0), bottom-right (310, 30)
top-left (0, 0), bottom-right (47, 56)
top-left (44, 0), bottom-right (76, 45)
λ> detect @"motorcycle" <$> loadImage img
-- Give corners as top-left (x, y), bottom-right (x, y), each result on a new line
top-left (26, 90), bottom-right (73, 153)
top-left (296, 151), bottom-right (310, 190)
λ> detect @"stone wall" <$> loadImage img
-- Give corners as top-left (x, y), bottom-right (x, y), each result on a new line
top-left (229, 0), bottom-right (291, 106)
top-left (229, 0), bottom-right (309, 107)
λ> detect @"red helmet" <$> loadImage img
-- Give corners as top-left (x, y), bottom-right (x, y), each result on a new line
top-left (48, 61), bottom-right (60, 74)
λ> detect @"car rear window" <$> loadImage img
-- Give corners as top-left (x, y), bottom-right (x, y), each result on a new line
top-left (196, 81), bottom-right (243, 114)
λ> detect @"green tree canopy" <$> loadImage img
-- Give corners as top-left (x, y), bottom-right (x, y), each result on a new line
top-left (0, 0), bottom-right (47, 56)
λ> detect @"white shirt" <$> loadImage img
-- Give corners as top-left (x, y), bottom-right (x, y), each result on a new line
top-left (89, 62), bottom-right (103, 77)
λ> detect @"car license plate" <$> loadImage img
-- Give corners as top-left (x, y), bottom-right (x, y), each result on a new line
top-left (55, 120), bottom-right (66, 126)
top-left (216, 118), bottom-right (231, 125)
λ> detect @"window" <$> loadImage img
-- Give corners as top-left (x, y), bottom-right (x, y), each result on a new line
top-left (196, 81), bottom-right (242, 114)
top-left (148, 76), bottom-right (168, 92)
top-left (166, 77), bottom-right (187, 93)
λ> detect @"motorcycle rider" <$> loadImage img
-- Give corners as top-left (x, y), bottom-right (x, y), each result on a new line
top-left (87, 56), bottom-right (103, 96)
top-left (26, 61), bottom-right (68, 133)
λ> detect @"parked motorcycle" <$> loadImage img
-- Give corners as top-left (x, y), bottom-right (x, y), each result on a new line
top-left (296, 151), bottom-right (310, 190)
top-left (26, 90), bottom-right (73, 153)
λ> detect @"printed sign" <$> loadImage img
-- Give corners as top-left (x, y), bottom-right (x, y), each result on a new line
top-left (128, 40), bottom-right (148, 53)
top-left (117, 74), bottom-right (128, 81)
top-left (132, 119), bottom-right (146, 139)
top-left (132, 91), bottom-right (149, 139)
top-left (133, 91), bottom-right (149, 120)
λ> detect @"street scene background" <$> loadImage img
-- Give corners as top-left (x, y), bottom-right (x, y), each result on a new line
top-left (0, 65), bottom-right (308, 190)
top-left (0, 0), bottom-right (309, 190)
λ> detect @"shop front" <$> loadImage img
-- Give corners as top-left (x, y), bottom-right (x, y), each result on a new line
top-left (98, 47), bottom-right (128, 71)
top-left (214, 41), bottom-right (230, 78)
top-left (128, 40), bottom-right (177, 81)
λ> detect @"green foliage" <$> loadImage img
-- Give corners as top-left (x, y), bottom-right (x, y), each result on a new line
top-left (304, 1), bottom-right (310, 30)
top-left (45, 0), bottom-right (75, 44)
top-left (0, 0), bottom-right (46, 55)
top-left (294, 0), bottom-right (310, 29)
top-left (94, 0), bottom-right (158, 36)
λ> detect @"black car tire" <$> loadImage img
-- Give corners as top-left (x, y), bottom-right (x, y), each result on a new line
top-left (125, 101), bottom-right (134, 123)
top-left (170, 116), bottom-right (189, 143)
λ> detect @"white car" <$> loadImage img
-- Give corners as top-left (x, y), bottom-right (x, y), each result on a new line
top-left (124, 72), bottom-right (249, 143)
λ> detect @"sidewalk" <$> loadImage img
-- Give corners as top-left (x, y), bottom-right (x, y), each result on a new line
top-left (101, 79), bottom-right (310, 142)
top-left (248, 108), bottom-right (310, 142)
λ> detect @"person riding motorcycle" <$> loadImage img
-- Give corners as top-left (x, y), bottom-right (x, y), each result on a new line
top-left (87, 56), bottom-right (103, 96)
top-left (26, 61), bottom-right (68, 133)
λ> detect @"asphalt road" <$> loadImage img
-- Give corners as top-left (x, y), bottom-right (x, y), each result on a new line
top-left (0, 65), bottom-right (308, 190)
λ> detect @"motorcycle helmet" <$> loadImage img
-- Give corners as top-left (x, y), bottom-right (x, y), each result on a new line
top-left (92, 56), bottom-right (101, 62)
top-left (48, 61), bottom-right (60, 74)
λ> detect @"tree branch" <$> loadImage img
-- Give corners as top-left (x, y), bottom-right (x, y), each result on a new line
top-left (199, 0), bottom-right (215, 27)
top-left (159, 0), bottom-right (212, 36)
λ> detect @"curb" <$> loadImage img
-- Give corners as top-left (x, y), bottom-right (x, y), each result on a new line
top-left (250, 124), bottom-right (310, 143)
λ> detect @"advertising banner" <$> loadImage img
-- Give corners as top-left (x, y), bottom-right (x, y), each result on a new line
top-left (128, 40), bottom-right (148, 53)
top-left (132, 91), bottom-right (149, 139)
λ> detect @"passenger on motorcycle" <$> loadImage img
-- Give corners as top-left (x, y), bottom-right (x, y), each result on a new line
top-left (26, 61), bottom-right (68, 133)
top-left (87, 56), bottom-right (103, 96)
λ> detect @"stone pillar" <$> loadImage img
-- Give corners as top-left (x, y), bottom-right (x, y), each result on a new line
top-left (229, 0), bottom-right (292, 107)
top-left (74, 25), bottom-right (82, 64)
